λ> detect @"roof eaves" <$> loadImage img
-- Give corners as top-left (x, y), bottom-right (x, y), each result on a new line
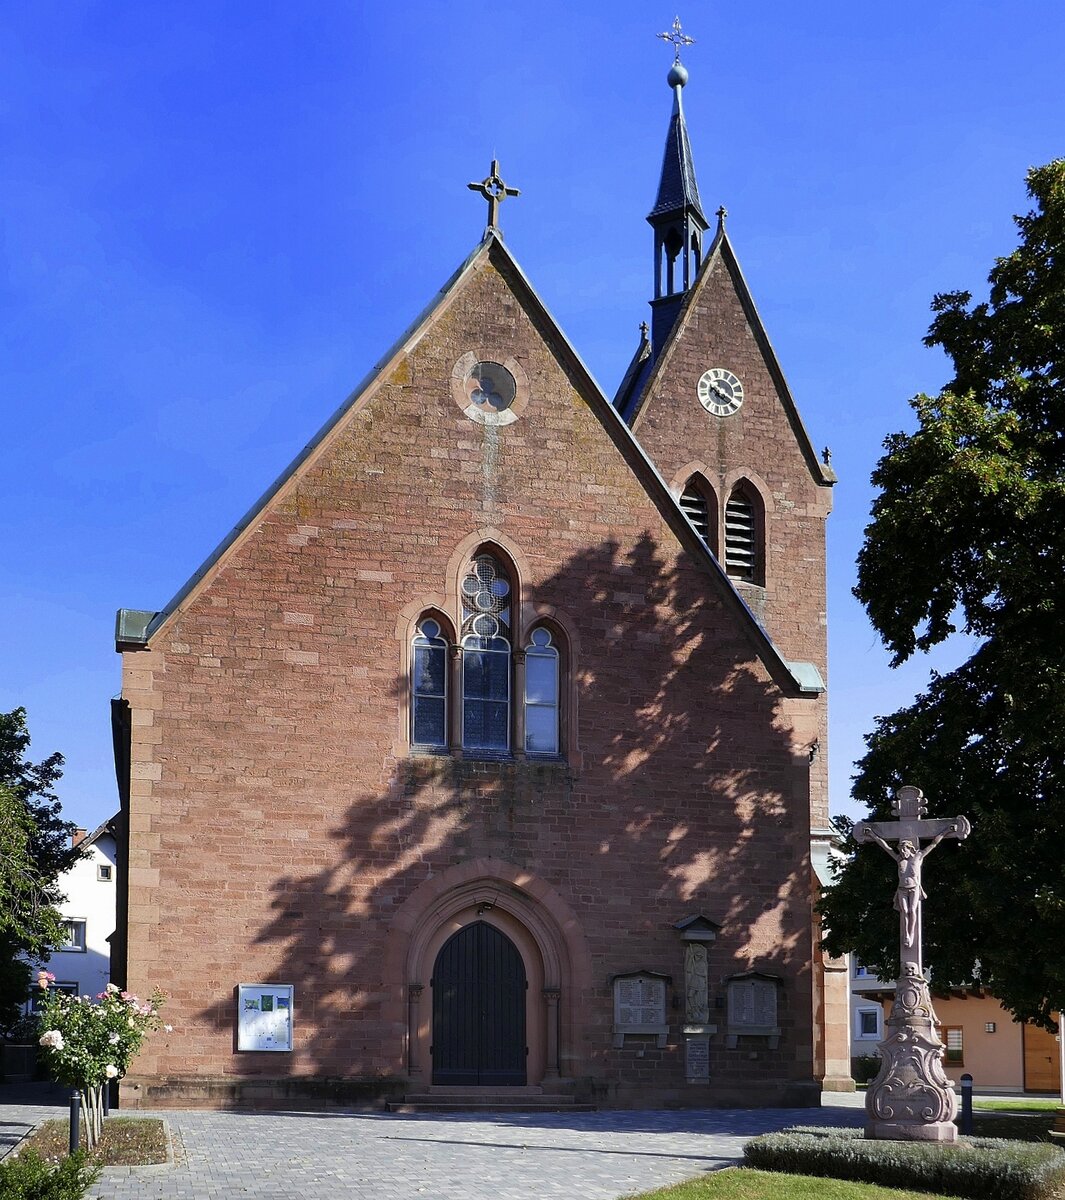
top-left (716, 231), bottom-right (837, 488)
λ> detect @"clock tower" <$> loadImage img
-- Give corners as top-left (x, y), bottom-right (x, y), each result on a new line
top-left (616, 44), bottom-right (850, 1092)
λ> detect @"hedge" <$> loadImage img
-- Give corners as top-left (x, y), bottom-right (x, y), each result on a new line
top-left (743, 1126), bottom-right (1065, 1200)
top-left (0, 1149), bottom-right (100, 1200)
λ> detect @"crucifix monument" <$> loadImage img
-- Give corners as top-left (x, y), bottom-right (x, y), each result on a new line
top-left (853, 785), bottom-right (971, 1142)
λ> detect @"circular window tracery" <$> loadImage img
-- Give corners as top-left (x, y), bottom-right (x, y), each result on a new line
top-left (451, 351), bottom-right (529, 426)
top-left (466, 362), bottom-right (516, 413)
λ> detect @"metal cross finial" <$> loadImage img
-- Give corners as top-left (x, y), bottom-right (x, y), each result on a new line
top-left (658, 16), bottom-right (695, 63)
top-left (467, 159), bottom-right (520, 235)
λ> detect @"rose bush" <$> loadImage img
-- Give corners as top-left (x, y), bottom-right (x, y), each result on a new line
top-left (35, 971), bottom-right (168, 1149)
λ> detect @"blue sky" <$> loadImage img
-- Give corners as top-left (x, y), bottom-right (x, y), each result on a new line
top-left (2, 2), bottom-right (1062, 832)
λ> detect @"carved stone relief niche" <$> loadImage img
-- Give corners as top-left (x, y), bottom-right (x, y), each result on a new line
top-left (674, 914), bottom-right (721, 1083)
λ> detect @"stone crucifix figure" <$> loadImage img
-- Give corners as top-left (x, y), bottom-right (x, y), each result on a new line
top-left (853, 785), bottom-right (971, 1143)
top-left (854, 785), bottom-right (970, 973)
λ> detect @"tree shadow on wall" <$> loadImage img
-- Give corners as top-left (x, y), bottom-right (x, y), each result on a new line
top-left (197, 533), bottom-right (814, 1088)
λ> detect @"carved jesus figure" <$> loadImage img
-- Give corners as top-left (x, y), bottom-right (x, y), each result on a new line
top-left (861, 828), bottom-right (956, 948)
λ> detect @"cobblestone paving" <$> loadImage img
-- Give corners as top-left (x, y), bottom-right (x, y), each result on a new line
top-left (60, 1101), bottom-right (862, 1200)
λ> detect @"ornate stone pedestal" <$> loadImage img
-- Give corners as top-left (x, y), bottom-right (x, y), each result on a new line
top-left (866, 965), bottom-right (957, 1143)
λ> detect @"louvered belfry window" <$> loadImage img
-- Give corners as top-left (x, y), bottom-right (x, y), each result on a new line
top-left (725, 491), bottom-right (757, 581)
top-left (679, 483), bottom-right (711, 546)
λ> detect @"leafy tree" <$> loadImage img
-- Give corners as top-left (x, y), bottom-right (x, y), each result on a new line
top-left (0, 709), bottom-right (78, 1032)
top-left (821, 161), bottom-right (1065, 1029)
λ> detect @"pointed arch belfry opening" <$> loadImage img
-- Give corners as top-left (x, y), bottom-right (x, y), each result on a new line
top-left (388, 860), bottom-right (592, 1088)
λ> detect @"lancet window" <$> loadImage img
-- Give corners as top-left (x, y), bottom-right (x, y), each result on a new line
top-left (460, 555), bottom-right (512, 754)
top-left (408, 552), bottom-right (567, 758)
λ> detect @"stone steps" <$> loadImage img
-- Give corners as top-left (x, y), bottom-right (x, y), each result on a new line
top-left (388, 1087), bottom-right (595, 1113)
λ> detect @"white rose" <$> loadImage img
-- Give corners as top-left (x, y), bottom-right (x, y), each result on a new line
top-left (105, 1064), bottom-right (119, 1079)
top-left (39, 1030), bottom-right (65, 1050)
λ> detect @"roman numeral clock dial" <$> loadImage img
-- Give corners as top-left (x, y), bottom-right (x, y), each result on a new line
top-left (697, 368), bottom-right (744, 417)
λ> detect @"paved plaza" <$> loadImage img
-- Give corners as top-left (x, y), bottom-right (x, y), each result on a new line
top-left (0, 1092), bottom-right (866, 1200)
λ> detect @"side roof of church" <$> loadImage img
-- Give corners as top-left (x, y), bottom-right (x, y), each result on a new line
top-left (116, 231), bottom-right (823, 697)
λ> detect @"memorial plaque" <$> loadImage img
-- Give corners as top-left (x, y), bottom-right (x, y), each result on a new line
top-left (237, 983), bottom-right (294, 1052)
top-left (614, 977), bottom-right (666, 1028)
top-left (728, 978), bottom-right (776, 1028)
top-left (684, 1035), bottom-right (710, 1082)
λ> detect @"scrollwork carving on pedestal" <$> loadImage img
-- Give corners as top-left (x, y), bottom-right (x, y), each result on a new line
top-left (866, 970), bottom-right (957, 1134)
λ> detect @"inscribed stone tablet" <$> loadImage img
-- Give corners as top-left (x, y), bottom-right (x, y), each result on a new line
top-left (685, 1035), bottom-right (710, 1081)
top-left (728, 978), bottom-right (776, 1028)
top-left (614, 977), bottom-right (666, 1027)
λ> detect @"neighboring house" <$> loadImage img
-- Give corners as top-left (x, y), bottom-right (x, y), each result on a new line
top-left (849, 958), bottom-right (1061, 1094)
top-left (109, 57), bottom-right (851, 1110)
top-left (29, 818), bottom-right (118, 1008)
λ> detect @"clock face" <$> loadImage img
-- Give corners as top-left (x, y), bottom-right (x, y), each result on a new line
top-left (697, 368), bottom-right (744, 417)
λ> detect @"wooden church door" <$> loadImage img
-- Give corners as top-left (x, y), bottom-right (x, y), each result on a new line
top-left (431, 921), bottom-right (527, 1086)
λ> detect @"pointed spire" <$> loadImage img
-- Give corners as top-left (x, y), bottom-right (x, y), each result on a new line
top-left (646, 19), bottom-right (708, 356)
top-left (648, 60), bottom-right (706, 224)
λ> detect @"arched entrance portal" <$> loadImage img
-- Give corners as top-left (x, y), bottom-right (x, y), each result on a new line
top-left (432, 921), bottom-right (527, 1086)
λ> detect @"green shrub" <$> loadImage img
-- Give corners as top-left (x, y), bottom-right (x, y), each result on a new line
top-left (850, 1054), bottom-right (880, 1084)
top-left (743, 1126), bottom-right (1065, 1200)
top-left (0, 1149), bottom-right (100, 1200)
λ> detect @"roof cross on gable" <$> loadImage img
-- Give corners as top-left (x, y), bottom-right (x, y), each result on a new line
top-left (467, 160), bottom-right (520, 237)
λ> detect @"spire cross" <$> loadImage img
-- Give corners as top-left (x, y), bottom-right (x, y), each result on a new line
top-left (467, 159), bottom-right (520, 234)
top-left (657, 16), bottom-right (695, 63)
top-left (853, 786), bottom-right (970, 973)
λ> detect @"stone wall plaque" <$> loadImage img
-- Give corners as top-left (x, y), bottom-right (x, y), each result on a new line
top-left (725, 973), bottom-right (781, 1048)
top-left (729, 978), bottom-right (776, 1027)
top-left (684, 1034), bottom-right (710, 1082)
top-left (612, 972), bottom-right (669, 1047)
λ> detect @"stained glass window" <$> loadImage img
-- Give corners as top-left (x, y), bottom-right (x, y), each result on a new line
top-left (412, 617), bottom-right (448, 750)
top-left (524, 628), bottom-right (559, 755)
top-left (461, 556), bottom-right (511, 753)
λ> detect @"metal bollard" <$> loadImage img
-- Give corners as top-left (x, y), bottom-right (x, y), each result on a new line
top-left (69, 1090), bottom-right (81, 1153)
top-left (960, 1072), bottom-right (974, 1135)
top-left (103, 1082), bottom-right (110, 1116)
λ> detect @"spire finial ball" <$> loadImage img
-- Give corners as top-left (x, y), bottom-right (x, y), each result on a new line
top-left (667, 61), bottom-right (688, 88)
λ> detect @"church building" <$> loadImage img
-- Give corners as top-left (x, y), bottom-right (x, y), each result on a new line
top-left (111, 49), bottom-right (850, 1109)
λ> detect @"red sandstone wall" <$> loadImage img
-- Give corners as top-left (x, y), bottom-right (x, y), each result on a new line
top-left (632, 246), bottom-right (833, 832)
top-left (121, 245), bottom-right (821, 1106)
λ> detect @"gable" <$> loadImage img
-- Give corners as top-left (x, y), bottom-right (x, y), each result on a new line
top-left (116, 234), bottom-right (821, 697)
top-left (628, 228), bottom-right (836, 496)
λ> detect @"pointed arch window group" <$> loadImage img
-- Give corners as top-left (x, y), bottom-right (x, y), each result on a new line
top-left (679, 474), bottom-right (764, 586)
top-left (411, 551), bottom-right (563, 758)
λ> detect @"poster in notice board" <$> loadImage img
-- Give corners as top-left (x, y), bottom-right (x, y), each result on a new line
top-left (237, 984), bottom-right (294, 1052)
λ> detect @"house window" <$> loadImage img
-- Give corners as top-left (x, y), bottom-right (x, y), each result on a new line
top-left (856, 1007), bottom-right (881, 1039)
top-left (29, 982), bottom-right (78, 1012)
top-left (411, 617), bottom-right (449, 751)
top-left (942, 1026), bottom-right (964, 1065)
top-left (58, 920), bottom-right (86, 952)
top-left (853, 959), bottom-right (869, 978)
top-left (724, 488), bottom-right (758, 581)
top-left (97, 864), bottom-right (113, 882)
top-left (524, 628), bottom-right (559, 755)
top-left (461, 555), bottom-right (511, 754)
